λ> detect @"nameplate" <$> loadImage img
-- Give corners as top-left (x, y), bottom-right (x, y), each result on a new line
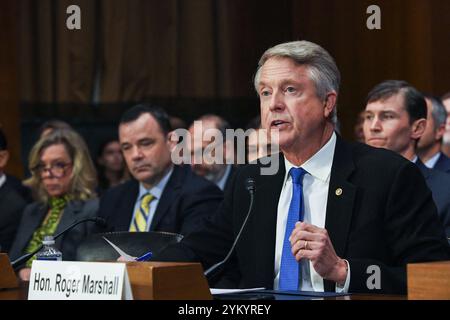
top-left (28, 261), bottom-right (133, 300)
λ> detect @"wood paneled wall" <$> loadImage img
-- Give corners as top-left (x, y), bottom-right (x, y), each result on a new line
top-left (0, 0), bottom-right (21, 178)
top-left (1, 0), bottom-right (449, 177)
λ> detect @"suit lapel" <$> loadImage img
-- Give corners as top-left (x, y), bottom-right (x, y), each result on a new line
top-left (251, 154), bottom-right (286, 288)
top-left (16, 203), bottom-right (47, 254)
top-left (434, 153), bottom-right (450, 173)
top-left (416, 159), bottom-right (431, 180)
top-left (116, 181), bottom-right (139, 231)
top-left (224, 166), bottom-right (235, 191)
top-left (55, 201), bottom-right (81, 233)
top-left (149, 166), bottom-right (183, 231)
top-left (0, 184), bottom-right (8, 204)
top-left (324, 137), bottom-right (356, 292)
top-left (54, 201), bottom-right (82, 247)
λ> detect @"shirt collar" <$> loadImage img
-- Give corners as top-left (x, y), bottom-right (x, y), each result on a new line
top-left (425, 152), bottom-right (441, 168)
top-left (284, 132), bottom-right (337, 184)
top-left (216, 165), bottom-right (232, 190)
top-left (0, 174), bottom-right (5, 189)
top-left (138, 166), bottom-right (174, 200)
top-left (411, 155), bottom-right (418, 164)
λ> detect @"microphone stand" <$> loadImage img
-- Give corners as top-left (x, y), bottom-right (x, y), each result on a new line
top-left (204, 178), bottom-right (255, 281)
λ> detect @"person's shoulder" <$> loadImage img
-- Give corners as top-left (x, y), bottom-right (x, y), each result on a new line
top-left (176, 165), bottom-right (222, 194)
top-left (437, 153), bottom-right (450, 168)
top-left (428, 167), bottom-right (450, 188)
top-left (5, 174), bottom-right (32, 203)
top-left (0, 183), bottom-right (27, 207)
top-left (22, 201), bottom-right (43, 215)
top-left (4, 174), bottom-right (23, 189)
top-left (345, 140), bottom-right (410, 170)
top-left (101, 179), bottom-right (137, 198)
top-left (80, 198), bottom-right (99, 211)
top-left (439, 152), bottom-right (450, 162)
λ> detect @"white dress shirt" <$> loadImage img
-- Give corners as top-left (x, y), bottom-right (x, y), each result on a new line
top-left (424, 152), bottom-right (441, 169)
top-left (130, 167), bottom-right (173, 231)
top-left (0, 173), bottom-right (5, 189)
top-left (273, 132), bottom-right (350, 292)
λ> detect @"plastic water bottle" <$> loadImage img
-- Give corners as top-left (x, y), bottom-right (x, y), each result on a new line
top-left (36, 236), bottom-right (62, 261)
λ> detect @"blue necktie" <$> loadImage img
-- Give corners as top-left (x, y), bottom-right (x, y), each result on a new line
top-left (279, 167), bottom-right (307, 290)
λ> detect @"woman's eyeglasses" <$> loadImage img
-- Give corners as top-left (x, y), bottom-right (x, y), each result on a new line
top-left (32, 162), bottom-right (72, 178)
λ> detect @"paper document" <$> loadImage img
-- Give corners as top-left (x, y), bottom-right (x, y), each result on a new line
top-left (103, 236), bottom-right (136, 261)
top-left (210, 288), bottom-right (265, 295)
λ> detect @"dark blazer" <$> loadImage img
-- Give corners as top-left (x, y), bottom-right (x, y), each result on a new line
top-left (0, 183), bottom-right (27, 253)
top-left (97, 165), bottom-right (223, 236)
top-left (154, 137), bottom-right (450, 294)
top-left (223, 165), bottom-right (236, 192)
top-left (5, 174), bottom-right (33, 204)
top-left (434, 152), bottom-right (450, 174)
top-left (9, 199), bottom-right (99, 263)
top-left (416, 160), bottom-right (450, 237)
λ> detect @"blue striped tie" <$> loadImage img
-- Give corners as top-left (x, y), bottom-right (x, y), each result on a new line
top-left (279, 167), bottom-right (307, 290)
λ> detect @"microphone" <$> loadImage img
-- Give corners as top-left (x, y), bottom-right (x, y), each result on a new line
top-left (11, 217), bottom-right (106, 270)
top-left (204, 178), bottom-right (256, 281)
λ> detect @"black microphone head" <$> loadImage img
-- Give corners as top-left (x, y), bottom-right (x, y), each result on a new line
top-left (94, 217), bottom-right (107, 228)
top-left (245, 178), bottom-right (255, 193)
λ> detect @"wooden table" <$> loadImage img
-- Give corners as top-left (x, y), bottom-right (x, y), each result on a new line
top-left (0, 282), bottom-right (406, 300)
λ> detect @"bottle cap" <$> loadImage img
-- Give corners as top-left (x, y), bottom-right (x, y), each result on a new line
top-left (42, 235), bottom-right (55, 245)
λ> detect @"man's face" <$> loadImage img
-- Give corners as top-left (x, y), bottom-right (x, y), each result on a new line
top-left (258, 57), bottom-right (334, 152)
top-left (247, 129), bottom-right (272, 162)
top-left (363, 93), bottom-right (415, 155)
top-left (443, 98), bottom-right (450, 144)
top-left (418, 98), bottom-right (438, 150)
top-left (188, 120), bottom-right (225, 182)
top-left (99, 141), bottom-right (124, 172)
top-left (119, 113), bottom-right (172, 188)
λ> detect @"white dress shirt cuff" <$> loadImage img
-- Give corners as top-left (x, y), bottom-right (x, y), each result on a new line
top-left (335, 259), bottom-right (350, 293)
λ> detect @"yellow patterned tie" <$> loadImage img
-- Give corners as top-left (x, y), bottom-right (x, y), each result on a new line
top-left (130, 193), bottom-right (154, 232)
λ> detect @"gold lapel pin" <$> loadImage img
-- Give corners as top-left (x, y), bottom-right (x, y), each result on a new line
top-left (335, 188), bottom-right (343, 196)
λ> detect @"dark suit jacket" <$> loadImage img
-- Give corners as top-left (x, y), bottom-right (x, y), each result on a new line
top-left (9, 199), bottom-right (99, 263)
top-left (0, 183), bottom-right (27, 253)
top-left (97, 165), bottom-right (223, 236)
top-left (5, 174), bottom-right (33, 204)
top-left (434, 152), bottom-right (450, 174)
top-left (416, 160), bottom-right (450, 237)
top-left (154, 137), bottom-right (450, 294)
top-left (223, 165), bottom-right (236, 192)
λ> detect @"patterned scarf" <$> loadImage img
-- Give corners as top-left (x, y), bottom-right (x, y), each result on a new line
top-left (24, 196), bottom-right (69, 267)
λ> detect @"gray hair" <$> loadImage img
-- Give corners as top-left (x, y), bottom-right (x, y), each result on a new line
top-left (253, 41), bottom-right (341, 124)
top-left (426, 96), bottom-right (447, 130)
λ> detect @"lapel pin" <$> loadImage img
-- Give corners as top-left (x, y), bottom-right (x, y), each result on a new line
top-left (335, 188), bottom-right (343, 196)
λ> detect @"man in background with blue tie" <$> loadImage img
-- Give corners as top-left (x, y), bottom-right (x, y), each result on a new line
top-left (153, 41), bottom-right (449, 294)
top-left (97, 104), bottom-right (223, 236)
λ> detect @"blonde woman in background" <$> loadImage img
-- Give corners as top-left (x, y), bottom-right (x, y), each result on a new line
top-left (10, 129), bottom-right (99, 281)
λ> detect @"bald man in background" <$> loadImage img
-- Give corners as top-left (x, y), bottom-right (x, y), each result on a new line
top-left (188, 114), bottom-right (235, 191)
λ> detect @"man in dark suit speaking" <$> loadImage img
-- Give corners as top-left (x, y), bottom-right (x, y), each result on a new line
top-left (153, 41), bottom-right (450, 294)
top-left (97, 105), bottom-right (223, 236)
